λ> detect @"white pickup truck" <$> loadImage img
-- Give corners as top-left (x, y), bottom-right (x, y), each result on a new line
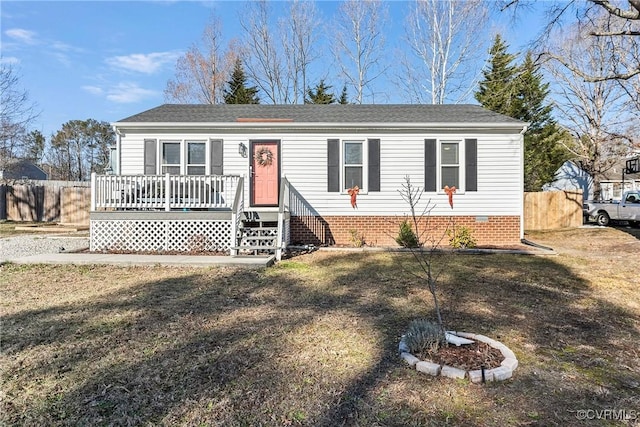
top-left (583, 190), bottom-right (640, 227)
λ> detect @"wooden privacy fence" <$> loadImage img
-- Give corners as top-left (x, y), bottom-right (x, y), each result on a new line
top-left (1, 180), bottom-right (91, 225)
top-left (524, 190), bottom-right (584, 231)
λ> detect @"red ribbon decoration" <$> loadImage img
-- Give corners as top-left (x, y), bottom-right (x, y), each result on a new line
top-left (347, 185), bottom-right (360, 208)
top-left (444, 185), bottom-right (456, 209)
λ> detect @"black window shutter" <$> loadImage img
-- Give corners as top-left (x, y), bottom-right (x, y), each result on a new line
top-left (424, 139), bottom-right (437, 192)
top-left (368, 138), bottom-right (380, 192)
top-left (327, 139), bottom-right (340, 192)
top-left (210, 139), bottom-right (223, 175)
top-left (144, 139), bottom-right (157, 175)
top-left (465, 138), bottom-right (477, 192)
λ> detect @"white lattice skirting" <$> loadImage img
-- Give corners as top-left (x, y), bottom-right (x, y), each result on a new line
top-left (91, 219), bottom-right (232, 253)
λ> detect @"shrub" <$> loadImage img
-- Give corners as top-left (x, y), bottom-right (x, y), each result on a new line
top-left (403, 318), bottom-right (446, 354)
top-left (348, 229), bottom-right (366, 247)
top-left (395, 219), bottom-right (419, 248)
top-left (448, 225), bottom-right (477, 249)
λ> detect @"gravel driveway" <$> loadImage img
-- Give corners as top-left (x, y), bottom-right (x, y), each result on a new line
top-left (0, 234), bottom-right (89, 262)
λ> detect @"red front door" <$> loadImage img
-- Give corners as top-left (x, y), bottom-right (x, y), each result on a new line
top-left (251, 141), bottom-right (280, 206)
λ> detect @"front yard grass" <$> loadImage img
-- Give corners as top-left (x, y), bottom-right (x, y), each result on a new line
top-left (1, 227), bottom-right (639, 426)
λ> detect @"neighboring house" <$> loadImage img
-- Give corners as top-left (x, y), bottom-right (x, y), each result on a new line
top-left (91, 104), bottom-right (527, 258)
top-left (545, 159), bottom-right (640, 201)
top-left (543, 160), bottom-right (594, 200)
top-left (0, 159), bottom-right (48, 181)
top-left (600, 157), bottom-right (640, 200)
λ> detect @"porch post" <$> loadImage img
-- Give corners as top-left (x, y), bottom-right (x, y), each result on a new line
top-left (90, 172), bottom-right (96, 211)
top-left (165, 173), bottom-right (171, 212)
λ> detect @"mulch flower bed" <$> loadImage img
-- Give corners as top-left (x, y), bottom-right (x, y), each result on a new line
top-left (416, 341), bottom-right (504, 371)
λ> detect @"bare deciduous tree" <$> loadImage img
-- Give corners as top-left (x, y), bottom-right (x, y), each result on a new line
top-left (165, 15), bottom-right (237, 104)
top-left (401, 0), bottom-right (489, 104)
top-left (0, 62), bottom-right (39, 164)
top-left (332, 0), bottom-right (388, 104)
top-left (280, 0), bottom-right (320, 104)
top-left (241, 1), bottom-right (289, 104)
top-left (544, 21), bottom-right (633, 198)
top-left (501, 0), bottom-right (640, 82)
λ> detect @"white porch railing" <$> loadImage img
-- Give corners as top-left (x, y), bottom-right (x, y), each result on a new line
top-left (91, 173), bottom-right (241, 211)
top-left (276, 177), bottom-right (291, 260)
top-left (229, 176), bottom-right (245, 256)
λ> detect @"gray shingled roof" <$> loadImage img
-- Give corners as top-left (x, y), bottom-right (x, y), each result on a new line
top-left (116, 104), bottom-right (525, 125)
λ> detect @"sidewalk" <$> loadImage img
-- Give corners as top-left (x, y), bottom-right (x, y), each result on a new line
top-left (2, 252), bottom-right (275, 268)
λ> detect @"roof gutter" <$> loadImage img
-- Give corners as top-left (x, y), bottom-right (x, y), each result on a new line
top-left (111, 121), bottom-right (527, 131)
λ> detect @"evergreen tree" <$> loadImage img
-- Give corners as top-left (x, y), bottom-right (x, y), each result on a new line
top-left (474, 34), bottom-right (519, 115)
top-left (305, 80), bottom-right (336, 104)
top-left (48, 119), bottom-right (115, 180)
top-left (516, 53), bottom-right (570, 191)
top-left (475, 36), bottom-right (569, 191)
top-left (338, 85), bottom-right (349, 104)
top-left (24, 130), bottom-right (46, 164)
top-left (223, 58), bottom-right (260, 104)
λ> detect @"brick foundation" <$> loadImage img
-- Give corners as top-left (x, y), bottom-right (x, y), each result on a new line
top-left (290, 215), bottom-right (521, 247)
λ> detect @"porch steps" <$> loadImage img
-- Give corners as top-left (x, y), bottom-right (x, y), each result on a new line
top-left (232, 212), bottom-right (279, 256)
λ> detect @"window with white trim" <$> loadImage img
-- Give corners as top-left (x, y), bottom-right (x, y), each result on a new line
top-left (328, 138), bottom-right (380, 193)
top-left (186, 141), bottom-right (206, 175)
top-left (157, 139), bottom-right (209, 175)
top-left (161, 141), bottom-right (181, 174)
top-left (440, 141), bottom-right (460, 189)
top-left (343, 140), bottom-right (364, 190)
top-left (426, 138), bottom-right (477, 193)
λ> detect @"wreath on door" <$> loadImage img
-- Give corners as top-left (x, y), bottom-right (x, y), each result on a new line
top-left (254, 147), bottom-right (274, 167)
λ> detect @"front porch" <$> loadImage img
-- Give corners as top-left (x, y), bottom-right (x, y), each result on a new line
top-left (90, 173), bottom-right (290, 259)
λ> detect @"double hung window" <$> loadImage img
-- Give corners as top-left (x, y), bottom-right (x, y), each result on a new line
top-left (145, 139), bottom-right (223, 176)
top-left (161, 141), bottom-right (181, 175)
top-left (425, 138), bottom-right (477, 193)
top-left (186, 141), bottom-right (206, 175)
top-left (343, 141), bottom-right (363, 190)
top-left (440, 141), bottom-right (460, 189)
top-left (157, 140), bottom-right (209, 175)
top-left (327, 138), bottom-right (380, 193)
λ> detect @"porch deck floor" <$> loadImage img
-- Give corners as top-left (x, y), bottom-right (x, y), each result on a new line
top-left (4, 253), bottom-right (274, 268)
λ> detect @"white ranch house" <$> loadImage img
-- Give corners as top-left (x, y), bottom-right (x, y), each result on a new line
top-left (91, 104), bottom-right (527, 259)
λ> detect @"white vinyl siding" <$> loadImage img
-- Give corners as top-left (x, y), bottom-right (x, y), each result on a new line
top-left (117, 130), bottom-right (523, 217)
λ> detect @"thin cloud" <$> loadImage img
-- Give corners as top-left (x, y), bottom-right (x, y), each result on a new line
top-left (51, 41), bottom-right (84, 53)
top-left (106, 51), bottom-right (180, 74)
top-left (106, 82), bottom-right (158, 103)
top-left (82, 86), bottom-right (104, 96)
top-left (48, 51), bottom-right (74, 68)
top-left (5, 28), bottom-right (84, 67)
top-left (47, 41), bottom-right (85, 67)
top-left (0, 56), bottom-right (21, 65)
top-left (5, 28), bottom-right (38, 44)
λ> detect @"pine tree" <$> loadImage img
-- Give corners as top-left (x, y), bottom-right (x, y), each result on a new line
top-left (305, 80), bottom-right (336, 104)
top-left (223, 58), bottom-right (260, 104)
top-left (338, 85), bottom-right (349, 104)
top-left (517, 53), bottom-right (570, 191)
top-left (475, 36), bottom-right (569, 191)
top-left (474, 35), bottom-right (519, 115)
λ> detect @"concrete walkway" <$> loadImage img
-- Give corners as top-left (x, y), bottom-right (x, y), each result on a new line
top-left (2, 253), bottom-right (275, 268)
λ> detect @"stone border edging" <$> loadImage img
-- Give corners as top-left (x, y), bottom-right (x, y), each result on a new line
top-left (399, 331), bottom-right (518, 383)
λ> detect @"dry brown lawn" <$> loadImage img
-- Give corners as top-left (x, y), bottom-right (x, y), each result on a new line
top-left (1, 226), bottom-right (639, 426)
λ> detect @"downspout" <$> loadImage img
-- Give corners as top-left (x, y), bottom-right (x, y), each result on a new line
top-left (113, 126), bottom-right (122, 175)
top-left (520, 124), bottom-right (529, 241)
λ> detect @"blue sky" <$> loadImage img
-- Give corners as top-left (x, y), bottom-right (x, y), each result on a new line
top-left (1, 1), bottom-right (545, 138)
